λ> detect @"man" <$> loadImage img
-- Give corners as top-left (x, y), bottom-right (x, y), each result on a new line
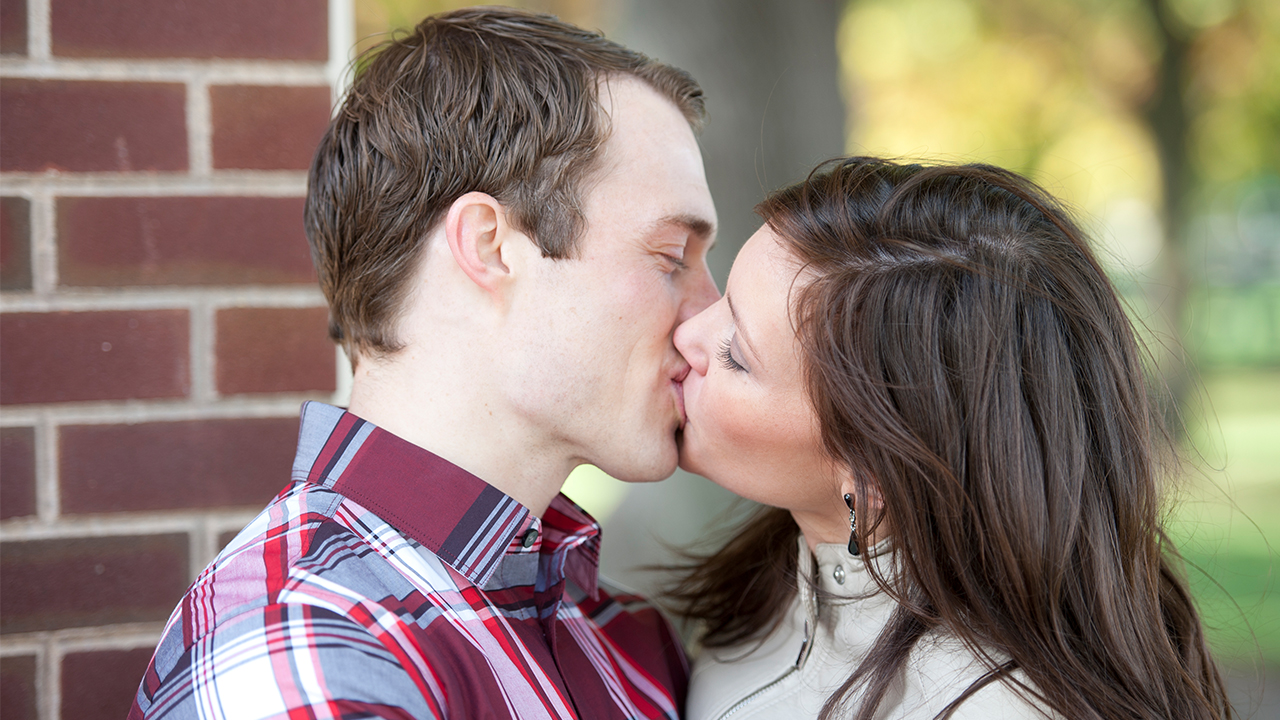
top-left (130, 7), bottom-right (718, 719)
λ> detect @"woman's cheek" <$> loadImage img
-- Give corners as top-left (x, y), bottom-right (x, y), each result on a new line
top-left (693, 378), bottom-right (752, 478)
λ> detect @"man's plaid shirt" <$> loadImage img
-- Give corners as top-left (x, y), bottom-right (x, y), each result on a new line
top-left (130, 401), bottom-right (688, 719)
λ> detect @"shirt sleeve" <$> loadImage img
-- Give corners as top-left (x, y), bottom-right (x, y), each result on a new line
top-left (131, 603), bottom-right (442, 720)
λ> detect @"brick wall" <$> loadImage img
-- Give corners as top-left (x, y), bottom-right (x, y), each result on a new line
top-left (0, 1), bottom-right (353, 717)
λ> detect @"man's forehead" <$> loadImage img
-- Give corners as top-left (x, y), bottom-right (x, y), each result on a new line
top-left (595, 77), bottom-right (700, 164)
top-left (583, 77), bottom-right (717, 251)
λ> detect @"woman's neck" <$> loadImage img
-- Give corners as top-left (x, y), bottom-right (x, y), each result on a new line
top-left (790, 504), bottom-right (889, 554)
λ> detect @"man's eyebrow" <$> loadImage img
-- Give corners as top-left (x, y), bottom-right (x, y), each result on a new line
top-left (650, 214), bottom-right (715, 246)
top-left (727, 294), bottom-right (760, 364)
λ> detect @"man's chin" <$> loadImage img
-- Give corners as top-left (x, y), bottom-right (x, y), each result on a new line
top-left (598, 446), bottom-right (678, 483)
top-left (608, 468), bottom-right (675, 484)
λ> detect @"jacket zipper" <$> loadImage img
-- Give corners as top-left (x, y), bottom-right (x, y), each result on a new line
top-left (712, 665), bottom-right (797, 720)
top-left (712, 629), bottom-right (811, 720)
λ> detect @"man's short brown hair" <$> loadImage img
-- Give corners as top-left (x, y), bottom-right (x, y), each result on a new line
top-left (305, 7), bottom-right (705, 363)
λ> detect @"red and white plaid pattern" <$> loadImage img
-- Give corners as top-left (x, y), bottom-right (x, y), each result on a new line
top-left (130, 402), bottom-right (688, 719)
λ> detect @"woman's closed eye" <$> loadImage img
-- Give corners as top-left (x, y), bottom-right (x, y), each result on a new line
top-left (718, 339), bottom-right (746, 372)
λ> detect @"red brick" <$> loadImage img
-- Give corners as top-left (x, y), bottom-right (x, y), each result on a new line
top-left (1, 426), bottom-right (36, 519)
top-left (0, 0), bottom-right (26, 56)
top-left (51, 0), bottom-right (327, 61)
top-left (58, 197), bottom-right (315, 287)
top-left (216, 307), bottom-right (335, 395)
top-left (218, 530), bottom-right (241, 552)
top-left (60, 417), bottom-right (297, 514)
top-left (61, 649), bottom-right (155, 720)
top-left (212, 85), bottom-right (332, 171)
top-left (0, 655), bottom-right (37, 720)
top-left (0, 79), bottom-right (187, 173)
top-left (0, 311), bottom-right (189, 405)
top-left (1, 196), bottom-right (32, 291)
top-left (0, 534), bottom-right (188, 634)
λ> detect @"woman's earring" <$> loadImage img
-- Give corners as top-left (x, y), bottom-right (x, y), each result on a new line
top-left (843, 493), bottom-right (860, 556)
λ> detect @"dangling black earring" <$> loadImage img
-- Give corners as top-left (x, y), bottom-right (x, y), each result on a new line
top-left (843, 493), bottom-right (860, 556)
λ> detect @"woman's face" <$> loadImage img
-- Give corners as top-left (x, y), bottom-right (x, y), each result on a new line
top-left (675, 226), bottom-right (847, 524)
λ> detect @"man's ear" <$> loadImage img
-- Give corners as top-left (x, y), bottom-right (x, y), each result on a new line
top-left (444, 192), bottom-right (518, 295)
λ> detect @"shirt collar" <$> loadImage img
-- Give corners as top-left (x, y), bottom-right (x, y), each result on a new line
top-left (291, 401), bottom-right (601, 592)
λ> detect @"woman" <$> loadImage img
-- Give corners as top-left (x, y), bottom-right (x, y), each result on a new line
top-left (669, 158), bottom-right (1231, 719)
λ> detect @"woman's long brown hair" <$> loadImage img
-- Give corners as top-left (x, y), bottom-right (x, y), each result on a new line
top-left (665, 158), bottom-right (1231, 719)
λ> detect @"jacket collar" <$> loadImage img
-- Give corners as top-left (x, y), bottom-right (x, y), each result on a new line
top-left (291, 401), bottom-right (600, 593)
top-left (809, 537), bottom-right (894, 596)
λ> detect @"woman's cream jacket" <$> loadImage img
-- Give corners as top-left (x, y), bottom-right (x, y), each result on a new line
top-left (685, 537), bottom-right (1058, 720)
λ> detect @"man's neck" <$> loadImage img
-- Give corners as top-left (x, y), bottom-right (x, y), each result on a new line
top-left (346, 361), bottom-right (572, 518)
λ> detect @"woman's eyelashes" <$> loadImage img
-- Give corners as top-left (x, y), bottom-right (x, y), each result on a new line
top-left (718, 338), bottom-right (746, 372)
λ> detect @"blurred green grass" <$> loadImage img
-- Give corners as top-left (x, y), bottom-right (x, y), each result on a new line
top-left (1168, 369), bottom-right (1280, 671)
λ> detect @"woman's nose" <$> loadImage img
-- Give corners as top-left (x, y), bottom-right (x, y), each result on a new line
top-left (674, 303), bottom-right (715, 374)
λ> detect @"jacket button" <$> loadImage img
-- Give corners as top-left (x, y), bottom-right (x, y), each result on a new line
top-left (832, 565), bottom-right (846, 584)
top-left (521, 529), bottom-right (538, 548)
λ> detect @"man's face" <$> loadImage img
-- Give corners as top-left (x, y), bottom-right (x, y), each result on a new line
top-left (506, 77), bottom-right (719, 483)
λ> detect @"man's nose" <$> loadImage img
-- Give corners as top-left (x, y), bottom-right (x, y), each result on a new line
top-left (678, 266), bottom-right (720, 325)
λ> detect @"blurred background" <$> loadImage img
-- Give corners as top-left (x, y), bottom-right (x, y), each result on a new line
top-left (1, 0), bottom-right (1275, 717)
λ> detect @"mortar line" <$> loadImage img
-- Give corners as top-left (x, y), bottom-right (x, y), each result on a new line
top-left (0, 172), bottom-right (307, 195)
top-left (189, 297), bottom-right (218, 404)
top-left (332, 345), bottom-right (353, 408)
top-left (0, 509), bottom-right (261, 541)
top-left (0, 286), bottom-right (324, 312)
top-left (328, 0), bottom-right (356, 101)
top-left (191, 518), bottom-right (210, 583)
top-left (28, 189), bottom-right (56, 295)
top-left (43, 635), bottom-right (58, 720)
top-left (34, 412), bottom-right (58, 522)
top-left (0, 58), bottom-right (328, 83)
top-left (28, 0), bottom-right (50, 61)
top-left (187, 75), bottom-right (213, 177)
top-left (0, 396), bottom-right (317, 427)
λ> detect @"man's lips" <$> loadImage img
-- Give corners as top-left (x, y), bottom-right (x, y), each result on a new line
top-left (671, 365), bottom-right (691, 426)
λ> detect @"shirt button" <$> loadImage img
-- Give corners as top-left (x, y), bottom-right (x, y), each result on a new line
top-left (521, 529), bottom-right (538, 548)
top-left (832, 565), bottom-right (846, 584)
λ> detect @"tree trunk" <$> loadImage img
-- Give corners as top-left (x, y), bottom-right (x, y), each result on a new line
top-left (1141, 0), bottom-right (1195, 435)
top-left (613, 0), bottom-right (846, 280)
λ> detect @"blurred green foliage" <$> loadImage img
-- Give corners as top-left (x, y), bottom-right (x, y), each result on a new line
top-left (839, 0), bottom-right (1279, 355)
